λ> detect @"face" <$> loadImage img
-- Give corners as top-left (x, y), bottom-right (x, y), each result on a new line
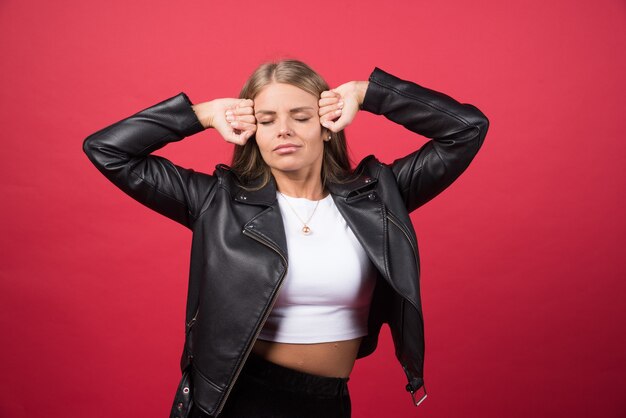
top-left (253, 82), bottom-right (327, 178)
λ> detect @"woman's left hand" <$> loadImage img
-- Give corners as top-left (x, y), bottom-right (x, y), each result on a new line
top-left (319, 81), bottom-right (369, 132)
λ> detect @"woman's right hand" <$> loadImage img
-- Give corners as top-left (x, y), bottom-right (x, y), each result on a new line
top-left (192, 98), bottom-right (256, 145)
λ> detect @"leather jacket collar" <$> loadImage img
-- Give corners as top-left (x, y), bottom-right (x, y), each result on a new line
top-left (229, 158), bottom-right (379, 206)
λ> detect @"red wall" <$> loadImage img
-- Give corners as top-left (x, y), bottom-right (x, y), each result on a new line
top-left (1, 1), bottom-right (624, 417)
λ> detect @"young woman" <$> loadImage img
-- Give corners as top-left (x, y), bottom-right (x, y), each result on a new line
top-left (83, 59), bottom-right (488, 418)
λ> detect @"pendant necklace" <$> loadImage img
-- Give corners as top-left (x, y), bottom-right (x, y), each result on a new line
top-left (278, 192), bottom-right (321, 235)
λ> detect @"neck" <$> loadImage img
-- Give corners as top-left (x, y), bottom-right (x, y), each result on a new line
top-left (271, 169), bottom-right (326, 200)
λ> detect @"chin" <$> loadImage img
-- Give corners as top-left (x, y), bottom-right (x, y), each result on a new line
top-left (272, 164), bottom-right (306, 173)
top-left (267, 155), bottom-right (323, 175)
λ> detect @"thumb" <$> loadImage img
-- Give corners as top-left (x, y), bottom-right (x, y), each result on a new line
top-left (322, 113), bottom-right (348, 132)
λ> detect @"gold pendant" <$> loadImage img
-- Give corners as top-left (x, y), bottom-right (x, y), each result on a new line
top-left (302, 225), bottom-right (311, 235)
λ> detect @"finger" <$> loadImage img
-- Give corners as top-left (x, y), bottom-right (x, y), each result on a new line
top-left (318, 97), bottom-right (342, 108)
top-left (319, 107), bottom-right (341, 123)
top-left (233, 102), bottom-right (254, 115)
top-left (229, 121), bottom-right (257, 132)
top-left (320, 118), bottom-right (335, 132)
top-left (319, 106), bottom-right (341, 118)
top-left (226, 130), bottom-right (248, 146)
top-left (320, 107), bottom-right (343, 120)
top-left (235, 129), bottom-right (254, 145)
top-left (320, 90), bottom-right (340, 99)
top-left (231, 114), bottom-right (256, 124)
top-left (233, 107), bottom-right (254, 117)
top-left (321, 111), bottom-right (350, 133)
top-left (322, 118), bottom-right (346, 133)
top-left (225, 99), bottom-right (253, 118)
top-left (238, 98), bottom-right (254, 108)
top-left (319, 102), bottom-right (344, 118)
top-left (321, 119), bottom-right (338, 132)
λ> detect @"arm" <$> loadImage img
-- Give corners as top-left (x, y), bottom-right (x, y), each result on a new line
top-left (82, 93), bottom-right (256, 228)
top-left (321, 67), bottom-right (489, 213)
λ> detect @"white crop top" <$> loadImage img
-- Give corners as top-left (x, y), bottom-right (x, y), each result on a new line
top-left (257, 192), bottom-right (377, 343)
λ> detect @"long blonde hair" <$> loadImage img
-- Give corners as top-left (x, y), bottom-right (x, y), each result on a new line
top-left (230, 59), bottom-right (353, 190)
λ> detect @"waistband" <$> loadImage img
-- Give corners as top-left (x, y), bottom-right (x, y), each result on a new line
top-left (239, 353), bottom-right (350, 398)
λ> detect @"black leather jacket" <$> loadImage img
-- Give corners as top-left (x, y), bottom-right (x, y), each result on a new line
top-left (83, 67), bottom-right (488, 417)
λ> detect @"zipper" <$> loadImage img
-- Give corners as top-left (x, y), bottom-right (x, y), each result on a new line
top-left (381, 213), bottom-right (421, 313)
top-left (387, 212), bottom-right (420, 277)
top-left (186, 307), bottom-right (199, 332)
top-left (388, 212), bottom-right (427, 403)
top-left (212, 228), bottom-right (288, 416)
top-left (184, 307), bottom-right (200, 364)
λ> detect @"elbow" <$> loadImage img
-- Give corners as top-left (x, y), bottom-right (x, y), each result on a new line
top-left (82, 131), bottom-right (114, 170)
top-left (82, 134), bottom-right (93, 158)
top-left (456, 106), bottom-right (489, 163)
top-left (82, 133), bottom-right (97, 162)
top-left (466, 104), bottom-right (489, 145)
top-left (475, 112), bottom-right (489, 144)
top-left (82, 132), bottom-right (103, 167)
top-left (459, 104), bottom-right (489, 154)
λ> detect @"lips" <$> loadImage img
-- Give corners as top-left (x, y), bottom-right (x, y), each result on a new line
top-left (273, 143), bottom-right (301, 154)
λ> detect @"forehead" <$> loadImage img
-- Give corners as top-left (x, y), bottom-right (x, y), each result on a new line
top-left (254, 83), bottom-right (318, 110)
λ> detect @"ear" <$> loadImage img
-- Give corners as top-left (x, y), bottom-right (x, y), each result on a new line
top-left (322, 127), bottom-right (332, 142)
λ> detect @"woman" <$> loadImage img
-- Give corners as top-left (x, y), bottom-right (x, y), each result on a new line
top-left (83, 59), bottom-right (488, 418)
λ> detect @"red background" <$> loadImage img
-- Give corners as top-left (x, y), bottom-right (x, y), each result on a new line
top-left (1, 1), bottom-right (625, 417)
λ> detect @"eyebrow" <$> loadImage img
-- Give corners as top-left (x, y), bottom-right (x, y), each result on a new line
top-left (255, 106), bottom-right (315, 115)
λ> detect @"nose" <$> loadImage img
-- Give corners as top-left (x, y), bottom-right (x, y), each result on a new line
top-left (277, 120), bottom-right (294, 138)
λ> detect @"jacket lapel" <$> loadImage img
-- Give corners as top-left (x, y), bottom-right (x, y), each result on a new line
top-left (327, 175), bottom-right (392, 283)
top-left (233, 176), bottom-right (288, 260)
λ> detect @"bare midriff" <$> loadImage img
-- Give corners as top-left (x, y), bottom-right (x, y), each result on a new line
top-left (251, 337), bottom-right (363, 378)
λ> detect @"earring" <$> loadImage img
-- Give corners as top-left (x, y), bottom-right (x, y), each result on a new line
top-left (327, 135), bottom-right (332, 141)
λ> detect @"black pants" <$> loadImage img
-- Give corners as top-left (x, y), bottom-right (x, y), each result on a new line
top-left (189, 353), bottom-right (351, 418)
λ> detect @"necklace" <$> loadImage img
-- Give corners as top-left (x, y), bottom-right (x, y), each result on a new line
top-left (278, 192), bottom-right (321, 235)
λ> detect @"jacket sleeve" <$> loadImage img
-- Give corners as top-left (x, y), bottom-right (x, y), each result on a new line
top-left (82, 92), bottom-right (216, 229)
top-left (361, 67), bottom-right (489, 213)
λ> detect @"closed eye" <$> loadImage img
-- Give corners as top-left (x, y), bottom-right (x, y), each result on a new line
top-left (258, 118), bottom-right (311, 125)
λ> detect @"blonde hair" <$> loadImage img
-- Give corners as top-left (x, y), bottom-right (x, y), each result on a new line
top-left (230, 59), bottom-right (353, 190)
